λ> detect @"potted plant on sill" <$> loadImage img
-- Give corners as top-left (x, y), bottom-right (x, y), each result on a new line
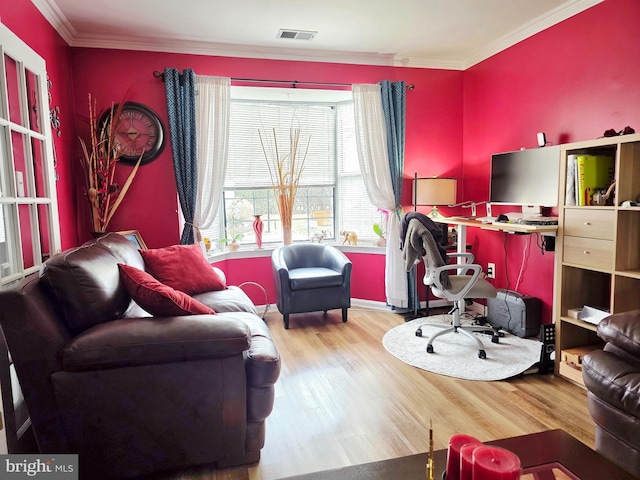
top-left (373, 222), bottom-right (386, 247)
top-left (220, 233), bottom-right (244, 252)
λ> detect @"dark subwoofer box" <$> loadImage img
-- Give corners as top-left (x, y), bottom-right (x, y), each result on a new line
top-left (487, 289), bottom-right (541, 338)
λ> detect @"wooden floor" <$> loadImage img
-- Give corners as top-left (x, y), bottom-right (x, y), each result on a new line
top-left (168, 306), bottom-right (594, 480)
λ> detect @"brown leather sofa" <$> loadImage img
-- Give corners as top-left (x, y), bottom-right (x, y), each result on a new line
top-left (582, 310), bottom-right (640, 478)
top-left (0, 233), bottom-right (280, 479)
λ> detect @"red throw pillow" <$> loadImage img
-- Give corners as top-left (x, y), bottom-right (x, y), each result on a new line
top-left (118, 264), bottom-right (216, 316)
top-left (140, 243), bottom-right (227, 294)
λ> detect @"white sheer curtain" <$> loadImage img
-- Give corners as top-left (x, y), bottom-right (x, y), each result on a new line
top-left (194, 75), bottom-right (231, 241)
top-left (352, 84), bottom-right (408, 308)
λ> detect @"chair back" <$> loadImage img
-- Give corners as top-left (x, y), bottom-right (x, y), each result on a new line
top-left (279, 243), bottom-right (331, 269)
top-left (402, 219), bottom-right (451, 290)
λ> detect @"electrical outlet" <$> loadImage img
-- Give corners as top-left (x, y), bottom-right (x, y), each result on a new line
top-left (487, 262), bottom-right (495, 279)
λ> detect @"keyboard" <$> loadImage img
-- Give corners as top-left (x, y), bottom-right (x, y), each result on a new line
top-left (518, 217), bottom-right (558, 225)
top-left (475, 216), bottom-right (497, 224)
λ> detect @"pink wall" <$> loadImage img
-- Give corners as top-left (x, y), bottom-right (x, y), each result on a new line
top-left (212, 251), bottom-right (386, 306)
top-left (6, 0), bottom-right (640, 314)
top-left (463, 0), bottom-right (640, 323)
top-left (69, 48), bottom-right (463, 249)
top-left (1, 0), bottom-right (78, 249)
top-left (67, 47), bottom-right (461, 305)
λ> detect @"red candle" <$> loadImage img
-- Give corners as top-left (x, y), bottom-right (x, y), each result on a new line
top-left (459, 442), bottom-right (482, 480)
top-left (472, 445), bottom-right (521, 480)
top-left (446, 434), bottom-right (481, 480)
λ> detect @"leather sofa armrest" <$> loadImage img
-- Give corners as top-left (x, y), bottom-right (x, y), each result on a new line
top-left (583, 349), bottom-right (640, 418)
top-left (63, 315), bottom-right (250, 371)
top-left (599, 310), bottom-right (640, 357)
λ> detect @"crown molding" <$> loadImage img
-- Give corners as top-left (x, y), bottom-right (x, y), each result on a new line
top-left (71, 33), bottom-right (416, 68)
top-left (391, 55), bottom-right (465, 70)
top-left (31, 0), bottom-right (76, 45)
top-left (34, 0), bottom-right (602, 71)
top-left (69, 33), bottom-right (468, 69)
top-left (462, 0), bottom-right (604, 69)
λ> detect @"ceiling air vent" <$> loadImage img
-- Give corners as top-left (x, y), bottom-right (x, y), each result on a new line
top-left (277, 29), bottom-right (317, 41)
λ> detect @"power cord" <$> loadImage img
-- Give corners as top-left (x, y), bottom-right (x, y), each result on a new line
top-left (535, 233), bottom-right (545, 255)
top-left (238, 281), bottom-right (270, 320)
top-left (502, 234), bottom-right (514, 332)
top-left (514, 235), bottom-right (532, 292)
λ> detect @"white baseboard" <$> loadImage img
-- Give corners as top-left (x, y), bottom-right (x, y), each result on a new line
top-left (256, 298), bottom-right (464, 315)
top-left (350, 298), bottom-right (452, 312)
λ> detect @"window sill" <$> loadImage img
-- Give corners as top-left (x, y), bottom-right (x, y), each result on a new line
top-left (206, 243), bottom-right (386, 261)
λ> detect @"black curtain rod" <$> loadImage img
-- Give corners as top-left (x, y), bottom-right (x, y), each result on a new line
top-left (152, 70), bottom-right (414, 90)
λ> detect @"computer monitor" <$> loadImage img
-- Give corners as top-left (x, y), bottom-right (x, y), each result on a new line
top-left (489, 146), bottom-right (561, 208)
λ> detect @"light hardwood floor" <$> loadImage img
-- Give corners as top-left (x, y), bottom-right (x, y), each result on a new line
top-left (169, 306), bottom-right (594, 480)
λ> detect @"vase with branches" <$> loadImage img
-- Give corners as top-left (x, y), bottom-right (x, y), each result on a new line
top-left (79, 94), bottom-right (142, 233)
top-left (259, 127), bottom-right (310, 244)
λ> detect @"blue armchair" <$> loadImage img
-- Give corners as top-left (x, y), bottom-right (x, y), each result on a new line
top-left (272, 243), bottom-right (352, 329)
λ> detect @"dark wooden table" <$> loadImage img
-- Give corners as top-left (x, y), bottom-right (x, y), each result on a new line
top-left (278, 429), bottom-right (636, 480)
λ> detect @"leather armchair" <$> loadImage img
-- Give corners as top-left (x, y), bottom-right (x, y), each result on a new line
top-left (272, 243), bottom-right (352, 329)
top-left (582, 310), bottom-right (640, 478)
top-left (0, 234), bottom-right (280, 479)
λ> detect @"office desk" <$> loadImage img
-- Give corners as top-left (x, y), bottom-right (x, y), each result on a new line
top-left (408, 218), bottom-right (557, 319)
top-left (435, 217), bottom-right (558, 256)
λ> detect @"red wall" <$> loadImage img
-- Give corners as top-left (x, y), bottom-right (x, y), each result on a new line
top-left (68, 48), bottom-right (463, 249)
top-left (1, 0), bottom-right (78, 249)
top-left (5, 0), bottom-right (640, 313)
top-left (463, 0), bottom-right (640, 323)
top-left (212, 251), bottom-right (386, 306)
top-left (67, 50), bottom-right (461, 305)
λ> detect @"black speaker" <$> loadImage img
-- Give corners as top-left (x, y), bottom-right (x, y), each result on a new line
top-left (539, 324), bottom-right (555, 374)
top-left (537, 132), bottom-right (547, 147)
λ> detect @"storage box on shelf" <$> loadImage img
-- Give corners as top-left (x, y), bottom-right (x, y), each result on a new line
top-left (559, 344), bottom-right (602, 385)
top-left (554, 133), bottom-right (640, 386)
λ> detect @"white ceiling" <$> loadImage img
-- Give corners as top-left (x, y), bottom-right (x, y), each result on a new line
top-left (33, 0), bottom-right (602, 70)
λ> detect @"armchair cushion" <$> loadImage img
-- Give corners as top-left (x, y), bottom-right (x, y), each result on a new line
top-left (118, 264), bottom-right (216, 317)
top-left (289, 267), bottom-right (343, 290)
top-left (141, 243), bottom-right (227, 294)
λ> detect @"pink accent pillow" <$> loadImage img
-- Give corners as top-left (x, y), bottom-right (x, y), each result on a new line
top-left (118, 264), bottom-right (216, 317)
top-left (140, 243), bottom-right (227, 294)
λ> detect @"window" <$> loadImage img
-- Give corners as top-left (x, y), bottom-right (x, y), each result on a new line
top-left (200, 87), bottom-right (380, 250)
top-left (0, 23), bottom-right (61, 286)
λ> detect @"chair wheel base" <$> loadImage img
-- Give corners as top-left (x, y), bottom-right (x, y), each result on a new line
top-left (416, 328), bottom-right (423, 337)
top-left (491, 335), bottom-right (500, 344)
top-left (479, 350), bottom-right (487, 359)
top-left (426, 344), bottom-right (434, 353)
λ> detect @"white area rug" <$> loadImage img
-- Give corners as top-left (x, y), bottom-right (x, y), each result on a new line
top-left (382, 316), bottom-right (541, 381)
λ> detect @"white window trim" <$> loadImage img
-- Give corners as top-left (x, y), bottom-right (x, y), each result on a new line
top-left (0, 22), bottom-right (61, 286)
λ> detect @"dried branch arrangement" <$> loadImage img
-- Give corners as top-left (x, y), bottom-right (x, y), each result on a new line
top-left (259, 128), bottom-right (310, 243)
top-left (79, 94), bottom-right (142, 232)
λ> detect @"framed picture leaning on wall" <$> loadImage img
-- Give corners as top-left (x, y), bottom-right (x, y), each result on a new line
top-left (116, 230), bottom-right (148, 250)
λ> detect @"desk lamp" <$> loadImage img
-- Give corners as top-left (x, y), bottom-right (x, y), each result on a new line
top-left (413, 174), bottom-right (457, 218)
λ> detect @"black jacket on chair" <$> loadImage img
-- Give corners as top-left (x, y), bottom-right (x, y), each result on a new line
top-left (272, 243), bottom-right (352, 329)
